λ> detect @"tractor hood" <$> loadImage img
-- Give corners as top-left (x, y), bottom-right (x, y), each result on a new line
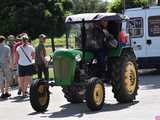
top-left (53, 48), bottom-right (94, 61)
top-left (65, 13), bottom-right (128, 23)
top-left (53, 48), bottom-right (82, 59)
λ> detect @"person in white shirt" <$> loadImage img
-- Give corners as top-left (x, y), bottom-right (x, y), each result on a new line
top-left (16, 33), bottom-right (35, 97)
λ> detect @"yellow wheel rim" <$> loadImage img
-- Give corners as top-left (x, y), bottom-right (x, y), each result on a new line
top-left (124, 61), bottom-right (137, 95)
top-left (93, 83), bottom-right (104, 106)
top-left (38, 85), bottom-right (48, 106)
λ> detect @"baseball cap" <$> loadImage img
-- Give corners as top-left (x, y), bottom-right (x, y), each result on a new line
top-left (39, 34), bottom-right (47, 39)
top-left (0, 35), bottom-right (6, 42)
top-left (7, 35), bottom-right (15, 41)
top-left (20, 33), bottom-right (29, 40)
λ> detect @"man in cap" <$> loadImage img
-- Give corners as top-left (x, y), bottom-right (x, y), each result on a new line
top-left (35, 34), bottom-right (49, 80)
top-left (0, 35), bottom-right (12, 98)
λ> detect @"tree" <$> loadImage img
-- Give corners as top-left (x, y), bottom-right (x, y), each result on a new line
top-left (71, 0), bottom-right (107, 13)
top-left (107, 0), bottom-right (148, 13)
top-left (0, 0), bottom-right (73, 39)
top-left (107, 0), bottom-right (122, 13)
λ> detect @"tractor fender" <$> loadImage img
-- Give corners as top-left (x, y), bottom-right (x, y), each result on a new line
top-left (108, 46), bottom-right (136, 59)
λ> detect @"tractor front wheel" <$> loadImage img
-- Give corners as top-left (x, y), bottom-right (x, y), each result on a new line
top-left (85, 77), bottom-right (105, 111)
top-left (30, 79), bottom-right (50, 112)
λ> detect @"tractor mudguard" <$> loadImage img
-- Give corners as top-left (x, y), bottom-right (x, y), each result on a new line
top-left (108, 46), bottom-right (136, 59)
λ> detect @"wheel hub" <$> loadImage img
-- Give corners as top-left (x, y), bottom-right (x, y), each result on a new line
top-left (38, 85), bottom-right (48, 106)
top-left (93, 84), bottom-right (104, 106)
top-left (124, 61), bottom-right (137, 95)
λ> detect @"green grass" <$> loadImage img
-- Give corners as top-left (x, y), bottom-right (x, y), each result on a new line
top-left (32, 36), bottom-right (66, 56)
top-left (32, 36), bottom-right (66, 47)
top-left (33, 68), bottom-right (54, 80)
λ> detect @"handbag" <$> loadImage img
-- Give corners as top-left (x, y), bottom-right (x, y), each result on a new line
top-left (20, 47), bottom-right (37, 75)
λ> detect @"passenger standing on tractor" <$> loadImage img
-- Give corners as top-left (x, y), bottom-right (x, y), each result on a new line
top-left (35, 34), bottom-right (49, 81)
top-left (0, 36), bottom-right (12, 98)
top-left (16, 33), bottom-right (35, 97)
top-left (99, 20), bottom-right (118, 49)
top-left (93, 20), bottom-right (118, 73)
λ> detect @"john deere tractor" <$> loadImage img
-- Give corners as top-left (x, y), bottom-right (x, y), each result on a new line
top-left (29, 13), bottom-right (138, 112)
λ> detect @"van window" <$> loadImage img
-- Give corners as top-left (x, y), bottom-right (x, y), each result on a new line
top-left (127, 17), bottom-right (144, 38)
top-left (148, 16), bottom-right (160, 37)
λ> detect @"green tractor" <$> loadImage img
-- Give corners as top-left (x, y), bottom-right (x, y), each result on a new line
top-left (29, 13), bottom-right (138, 112)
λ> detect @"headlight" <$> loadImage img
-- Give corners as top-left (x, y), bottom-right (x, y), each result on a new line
top-left (75, 54), bottom-right (81, 62)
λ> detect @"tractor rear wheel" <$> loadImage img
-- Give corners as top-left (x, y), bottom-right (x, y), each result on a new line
top-left (30, 79), bottom-right (50, 112)
top-left (110, 52), bottom-right (138, 103)
top-left (85, 77), bottom-right (105, 111)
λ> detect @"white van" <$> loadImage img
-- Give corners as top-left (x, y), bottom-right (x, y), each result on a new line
top-left (124, 6), bottom-right (160, 68)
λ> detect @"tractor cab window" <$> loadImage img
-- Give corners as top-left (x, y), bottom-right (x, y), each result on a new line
top-left (66, 23), bottom-right (95, 49)
top-left (66, 23), bottom-right (81, 48)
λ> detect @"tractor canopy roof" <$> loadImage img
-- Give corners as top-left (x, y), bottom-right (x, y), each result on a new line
top-left (65, 13), bottom-right (128, 24)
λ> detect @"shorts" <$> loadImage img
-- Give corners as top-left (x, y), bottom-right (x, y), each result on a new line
top-left (0, 64), bottom-right (11, 84)
top-left (18, 64), bottom-right (33, 77)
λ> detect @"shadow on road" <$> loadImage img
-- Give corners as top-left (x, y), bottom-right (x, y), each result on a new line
top-left (10, 96), bottom-right (29, 103)
top-left (0, 98), bottom-right (8, 101)
top-left (33, 101), bottom-right (139, 118)
top-left (139, 69), bottom-right (160, 76)
top-left (139, 69), bottom-right (160, 90)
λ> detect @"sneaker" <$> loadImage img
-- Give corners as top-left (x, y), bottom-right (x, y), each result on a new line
top-left (0, 94), bottom-right (6, 99)
top-left (17, 89), bottom-right (21, 95)
top-left (4, 92), bottom-right (11, 98)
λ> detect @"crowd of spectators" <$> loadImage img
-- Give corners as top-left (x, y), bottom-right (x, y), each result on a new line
top-left (0, 33), bottom-right (48, 99)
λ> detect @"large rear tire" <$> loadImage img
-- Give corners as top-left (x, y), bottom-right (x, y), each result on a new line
top-left (30, 79), bottom-right (50, 112)
top-left (85, 77), bottom-right (105, 111)
top-left (110, 52), bottom-right (138, 103)
top-left (62, 86), bottom-right (84, 103)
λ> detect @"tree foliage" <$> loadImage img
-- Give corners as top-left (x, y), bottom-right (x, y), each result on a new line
top-left (71, 0), bottom-right (107, 14)
top-left (0, 0), bottom-right (72, 39)
top-left (107, 0), bottom-right (122, 13)
top-left (108, 0), bottom-right (148, 13)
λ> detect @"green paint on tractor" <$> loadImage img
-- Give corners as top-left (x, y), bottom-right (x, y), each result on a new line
top-left (52, 48), bottom-right (94, 86)
top-left (108, 46), bottom-right (127, 57)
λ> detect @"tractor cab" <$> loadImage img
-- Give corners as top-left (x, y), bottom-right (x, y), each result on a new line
top-left (65, 13), bottom-right (129, 55)
top-left (65, 13), bottom-right (130, 61)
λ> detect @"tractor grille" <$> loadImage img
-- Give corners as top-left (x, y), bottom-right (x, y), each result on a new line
top-left (54, 56), bottom-right (74, 85)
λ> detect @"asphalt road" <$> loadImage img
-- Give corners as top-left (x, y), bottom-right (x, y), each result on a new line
top-left (1, 69), bottom-right (160, 120)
